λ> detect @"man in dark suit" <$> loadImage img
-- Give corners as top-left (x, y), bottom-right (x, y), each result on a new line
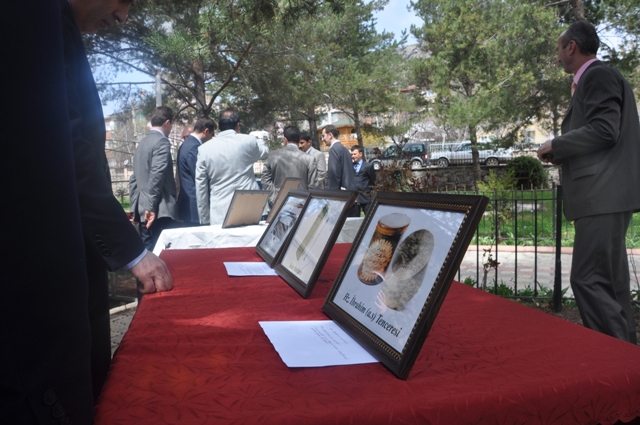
top-left (262, 126), bottom-right (318, 207)
top-left (322, 124), bottom-right (356, 191)
top-left (538, 20), bottom-right (640, 344)
top-left (350, 145), bottom-right (376, 217)
top-left (60, 0), bottom-right (174, 402)
top-left (177, 117), bottom-right (216, 227)
top-left (2, 2), bottom-right (94, 423)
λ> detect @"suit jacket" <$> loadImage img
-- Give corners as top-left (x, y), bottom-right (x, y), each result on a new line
top-left (130, 130), bottom-right (178, 222)
top-left (195, 129), bottom-right (269, 225)
top-left (1, 2), bottom-right (94, 423)
top-left (353, 159), bottom-right (376, 205)
top-left (307, 146), bottom-right (327, 189)
top-left (262, 144), bottom-right (318, 206)
top-left (552, 61), bottom-right (640, 220)
top-left (177, 135), bottom-right (202, 223)
top-left (327, 141), bottom-right (356, 191)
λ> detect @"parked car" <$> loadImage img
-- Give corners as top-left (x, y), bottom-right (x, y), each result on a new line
top-left (432, 141), bottom-right (512, 167)
top-left (369, 142), bottom-right (430, 171)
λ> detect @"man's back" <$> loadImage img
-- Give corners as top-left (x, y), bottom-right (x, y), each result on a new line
top-left (177, 135), bottom-right (201, 224)
top-left (131, 131), bottom-right (178, 222)
top-left (327, 142), bottom-right (356, 190)
top-left (196, 130), bottom-right (269, 225)
top-left (262, 144), bottom-right (317, 206)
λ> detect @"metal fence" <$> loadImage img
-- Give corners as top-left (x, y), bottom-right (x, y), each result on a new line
top-left (454, 184), bottom-right (640, 311)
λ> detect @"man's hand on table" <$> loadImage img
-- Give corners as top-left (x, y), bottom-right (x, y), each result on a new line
top-left (130, 251), bottom-right (173, 294)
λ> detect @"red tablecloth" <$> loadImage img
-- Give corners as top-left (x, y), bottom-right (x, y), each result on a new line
top-left (96, 244), bottom-right (640, 425)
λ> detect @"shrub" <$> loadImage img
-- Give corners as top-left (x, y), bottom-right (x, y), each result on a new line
top-left (506, 156), bottom-right (548, 189)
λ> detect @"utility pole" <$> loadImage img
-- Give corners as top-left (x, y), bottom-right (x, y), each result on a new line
top-left (155, 70), bottom-right (162, 106)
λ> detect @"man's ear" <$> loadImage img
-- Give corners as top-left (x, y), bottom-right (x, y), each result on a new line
top-left (235, 122), bottom-right (240, 132)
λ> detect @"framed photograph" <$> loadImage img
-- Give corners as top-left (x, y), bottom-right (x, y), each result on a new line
top-left (255, 190), bottom-right (310, 267)
top-left (322, 192), bottom-right (488, 379)
top-left (266, 177), bottom-right (303, 223)
top-left (274, 190), bottom-right (357, 298)
top-left (221, 190), bottom-right (269, 228)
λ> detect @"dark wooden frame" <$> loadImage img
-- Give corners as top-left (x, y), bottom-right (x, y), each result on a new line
top-left (322, 192), bottom-right (488, 379)
top-left (255, 190), bottom-right (310, 267)
top-left (266, 177), bottom-right (303, 223)
top-left (274, 190), bottom-right (356, 298)
top-left (221, 190), bottom-right (269, 228)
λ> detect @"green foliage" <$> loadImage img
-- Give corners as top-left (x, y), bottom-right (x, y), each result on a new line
top-left (505, 156), bottom-right (548, 189)
top-left (410, 0), bottom-right (564, 178)
top-left (462, 276), bottom-right (476, 287)
top-left (477, 169), bottom-right (516, 192)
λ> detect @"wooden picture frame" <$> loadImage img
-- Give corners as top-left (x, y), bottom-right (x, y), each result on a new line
top-left (221, 190), bottom-right (269, 229)
top-left (322, 192), bottom-right (488, 379)
top-left (255, 190), bottom-right (310, 267)
top-left (274, 190), bottom-right (357, 298)
top-left (266, 177), bottom-right (303, 223)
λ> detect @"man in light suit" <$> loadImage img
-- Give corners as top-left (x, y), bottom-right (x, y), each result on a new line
top-left (538, 20), bottom-right (640, 344)
top-left (322, 124), bottom-right (356, 191)
top-left (300, 132), bottom-right (327, 188)
top-left (59, 0), bottom-right (173, 404)
top-left (130, 106), bottom-right (180, 251)
top-left (262, 126), bottom-right (318, 207)
top-left (177, 117), bottom-right (216, 227)
top-left (350, 145), bottom-right (376, 217)
top-left (196, 109), bottom-right (269, 225)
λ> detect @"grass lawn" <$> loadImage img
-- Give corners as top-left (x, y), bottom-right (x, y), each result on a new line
top-left (455, 189), bottom-right (640, 248)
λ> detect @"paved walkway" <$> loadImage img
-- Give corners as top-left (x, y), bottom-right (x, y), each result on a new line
top-left (109, 246), bottom-right (640, 356)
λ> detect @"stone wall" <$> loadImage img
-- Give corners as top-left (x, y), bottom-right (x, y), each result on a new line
top-left (425, 164), bottom-right (560, 191)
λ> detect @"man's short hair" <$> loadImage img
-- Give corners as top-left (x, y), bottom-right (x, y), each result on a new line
top-left (300, 132), bottom-right (312, 142)
top-left (150, 106), bottom-right (174, 127)
top-left (218, 109), bottom-right (240, 131)
top-left (351, 145), bottom-right (364, 154)
top-left (283, 126), bottom-right (301, 144)
top-left (194, 117), bottom-right (217, 133)
top-left (324, 125), bottom-right (339, 138)
top-left (563, 20), bottom-right (600, 55)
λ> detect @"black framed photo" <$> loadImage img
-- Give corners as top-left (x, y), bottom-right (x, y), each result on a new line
top-left (266, 177), bottom-right (302, 223)
top-left (322, 192), bottom-right (488, 379)
top-left (274, 190), bottom-right (357, 298)
top-left (221, 190), bottom-right (269, 228)
top-left (255, 190), bottom-right (310, 267)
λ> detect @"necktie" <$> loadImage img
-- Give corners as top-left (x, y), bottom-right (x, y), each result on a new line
top-left (354, 163), bottom-right (359, 174)
top-left (571, 81), bottom-right (577, 96)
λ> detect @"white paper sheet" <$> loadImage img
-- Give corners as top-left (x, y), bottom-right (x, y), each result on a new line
top-left (259, 320), bottom-right (379, 367)
top-left (223, 262), bottom-right (277, 276)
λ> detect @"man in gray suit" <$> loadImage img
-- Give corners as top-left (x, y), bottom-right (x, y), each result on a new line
top-left (262, 126), bottom-right (318, 207)
top-left (322, 124), bottom-right (356, 191)
top-left (130, 106), bottom-right (179, 251)
top-left (538, 20), bottom-right (640, 344)
top-left (196, 109), bottom-right (269, 225)
top-left (300, 132), bottom-right (327, 189)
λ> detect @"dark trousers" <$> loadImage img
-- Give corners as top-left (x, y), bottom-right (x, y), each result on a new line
top-left (85, 244), bottom-right (111, 402)
top-left (138, 216), bottom-right (178, 252)
top-left (571, 212), bottom-right (636, 344)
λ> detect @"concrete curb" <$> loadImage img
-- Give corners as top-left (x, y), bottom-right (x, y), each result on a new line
top-left (109, 301), bottom-right (138, 316)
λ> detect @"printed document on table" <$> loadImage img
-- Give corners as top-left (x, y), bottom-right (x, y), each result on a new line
top-left (223, 262), bottom-right (277, 276)
top-left (259, 320), bottom-right (378, 367)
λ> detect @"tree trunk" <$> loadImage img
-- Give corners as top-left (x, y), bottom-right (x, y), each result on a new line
top-left (569, 0), bottom-right (585, 21)
top-left (469, 125), bottom-right (481, 186)
top-left (192, 58), bottom-right (208, 117)
top-left (307, 106), bottom-right (320, 150)
top-left (353, 104), bottom-right (363, 146)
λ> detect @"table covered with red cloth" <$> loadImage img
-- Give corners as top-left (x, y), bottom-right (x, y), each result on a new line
top-left (95, 244), bottom-right (640, 425)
